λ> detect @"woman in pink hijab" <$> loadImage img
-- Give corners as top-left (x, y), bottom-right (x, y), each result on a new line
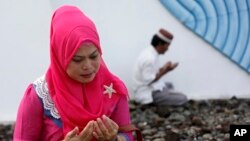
top-left (14, 5), bottom-right (133, 141)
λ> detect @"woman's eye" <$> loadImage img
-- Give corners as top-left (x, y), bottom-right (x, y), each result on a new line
top-left (90, 55), bottom-right (98, 60)
top-left (72, 58), bottom-right (82, 63)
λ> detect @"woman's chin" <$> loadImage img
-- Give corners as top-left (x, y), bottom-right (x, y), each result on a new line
top-left (80, 76), bottom-right (95, 83)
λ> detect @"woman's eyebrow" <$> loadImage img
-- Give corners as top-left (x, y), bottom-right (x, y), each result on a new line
top-left (73, 49), bottom-right (98, 58)
top-left (73, 55), bottom-right (82, 58)
top-left (90, 49), bottom-right (98, 56)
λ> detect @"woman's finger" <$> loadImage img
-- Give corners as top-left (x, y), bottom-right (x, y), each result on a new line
top-left (78, 121), bottom-right (94, 140)
top-left (102, 115), bottom-right (118, 133)
top-left (93, 121), bottom-right (103, 136)
top-left (101, 115), bottom-right (118, 141)
top-left (96, 117), bottom-right (109, 136)
top-left (93, 120), bottom-right (106, 140)
top-left (64, 127), bottom-right (79, 140)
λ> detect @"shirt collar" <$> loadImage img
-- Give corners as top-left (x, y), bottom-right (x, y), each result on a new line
top-left (149, 46), bottom-right (158, 56)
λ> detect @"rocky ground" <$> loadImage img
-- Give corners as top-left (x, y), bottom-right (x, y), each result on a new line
top-left (1, 96), bottom-right (250, 141)
top-left (129, 96), bottom-right (250, 141)
top-left (0, 123), bottom-right (14, 141)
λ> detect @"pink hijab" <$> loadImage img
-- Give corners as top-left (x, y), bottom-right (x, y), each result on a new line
top-left (45, 5), bottom-right (128, 136)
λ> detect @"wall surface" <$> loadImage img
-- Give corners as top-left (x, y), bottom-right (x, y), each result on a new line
top-left (1, 0), bottom-right (250, 121)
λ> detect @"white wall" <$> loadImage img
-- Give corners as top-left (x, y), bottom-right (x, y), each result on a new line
top-left (1, 0), bottom-right (250, 121)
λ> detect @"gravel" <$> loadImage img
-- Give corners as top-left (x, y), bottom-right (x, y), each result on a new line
top-left (1, 96), bottom-right (250, 141)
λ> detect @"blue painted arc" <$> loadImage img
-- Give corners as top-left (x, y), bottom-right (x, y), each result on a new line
top-left (240, 0), bottom-right (250, 69)
top-left (196, 0), bottom-right (217, 43)
top-left (159, 0), bottom-right (250, 74)
top-left (223, 0), bottom-right (239, 56)
top-left (232, 0), bottom-right (249, 63)
top-left (211, 0), bottom-right (228, 50)
top-left (178, 0), bottom-right (206, 36)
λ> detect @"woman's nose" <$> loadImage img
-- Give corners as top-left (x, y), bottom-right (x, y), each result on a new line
top-left (82, 59), bottom-right (91, 70)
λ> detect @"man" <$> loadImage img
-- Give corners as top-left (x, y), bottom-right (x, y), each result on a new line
top-left (132, 28), bottom-right (188, 112)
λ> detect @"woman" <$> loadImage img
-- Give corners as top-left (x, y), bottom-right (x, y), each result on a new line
top-left (14, 5), bottom-right (133, 141)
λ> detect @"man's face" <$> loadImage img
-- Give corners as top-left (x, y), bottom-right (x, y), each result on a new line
top-left (158, 43), bottom-right (170, 54)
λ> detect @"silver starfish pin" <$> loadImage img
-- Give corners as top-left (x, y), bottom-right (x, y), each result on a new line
top-left (103, 83), bottom-right (116, 98)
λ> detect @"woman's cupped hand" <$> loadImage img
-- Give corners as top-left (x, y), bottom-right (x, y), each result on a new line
top-left (63, 115), bottom-right (119, 141)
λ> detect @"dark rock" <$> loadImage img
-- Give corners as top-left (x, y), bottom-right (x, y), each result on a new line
top-left (0, 123), bottom-right (14, 141)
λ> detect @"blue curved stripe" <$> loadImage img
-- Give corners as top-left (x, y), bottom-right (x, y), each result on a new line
top-left (178, 0), bottom-right (206, 36)
top-left (232, 0), bottom-right (248, 63)
top-left (232, 0), bottom-right (249, 63)
top-left (196, 0), bottom-right (217, 43)
top-left (210, 0), bottom-right (220, 44)
top-left (240, 0), bottom-right (250, 69)
top-left (159, 0), bottom-right (196, 29)
top-left (223, 0), bottom-right (239, 56)
top-left (218, 0), bottom-right (231, 52)
top-left (192, 0), bottom-right (207, 36)
top-left (211, 0), bottom-right (228, 49)
top-left (175, 0), bottom-right (196, 30)
top-left (160, 0), bottom-right (250, 74)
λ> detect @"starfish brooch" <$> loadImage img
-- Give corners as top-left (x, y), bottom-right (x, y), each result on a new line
top-left (103, 83), bottom-right (116, 98)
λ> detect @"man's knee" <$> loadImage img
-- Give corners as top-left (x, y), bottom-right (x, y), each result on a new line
top-left (177, 94), bottom-right (188, 105)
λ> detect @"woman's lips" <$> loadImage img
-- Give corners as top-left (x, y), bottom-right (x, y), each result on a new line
top-left (81, 73), bottom-right (93, 78)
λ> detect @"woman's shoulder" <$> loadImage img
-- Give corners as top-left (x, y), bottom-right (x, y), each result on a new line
top-left (23, 83), bottom-right (40, 104)
top-left (19, 82), bottom-right (44, 117)
top-left (32, 75), bottom-right (61, 120)
top-left (21, 75), bottom-right (46, 107)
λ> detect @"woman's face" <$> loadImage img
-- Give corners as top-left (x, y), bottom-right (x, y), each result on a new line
top-left (66, 43), bottom-right (101, 83)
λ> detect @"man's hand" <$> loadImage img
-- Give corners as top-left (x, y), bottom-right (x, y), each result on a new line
top-left (163, 61), bottom-right (179, 73)
top-left (169, 62), bottom-right (178, 71)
